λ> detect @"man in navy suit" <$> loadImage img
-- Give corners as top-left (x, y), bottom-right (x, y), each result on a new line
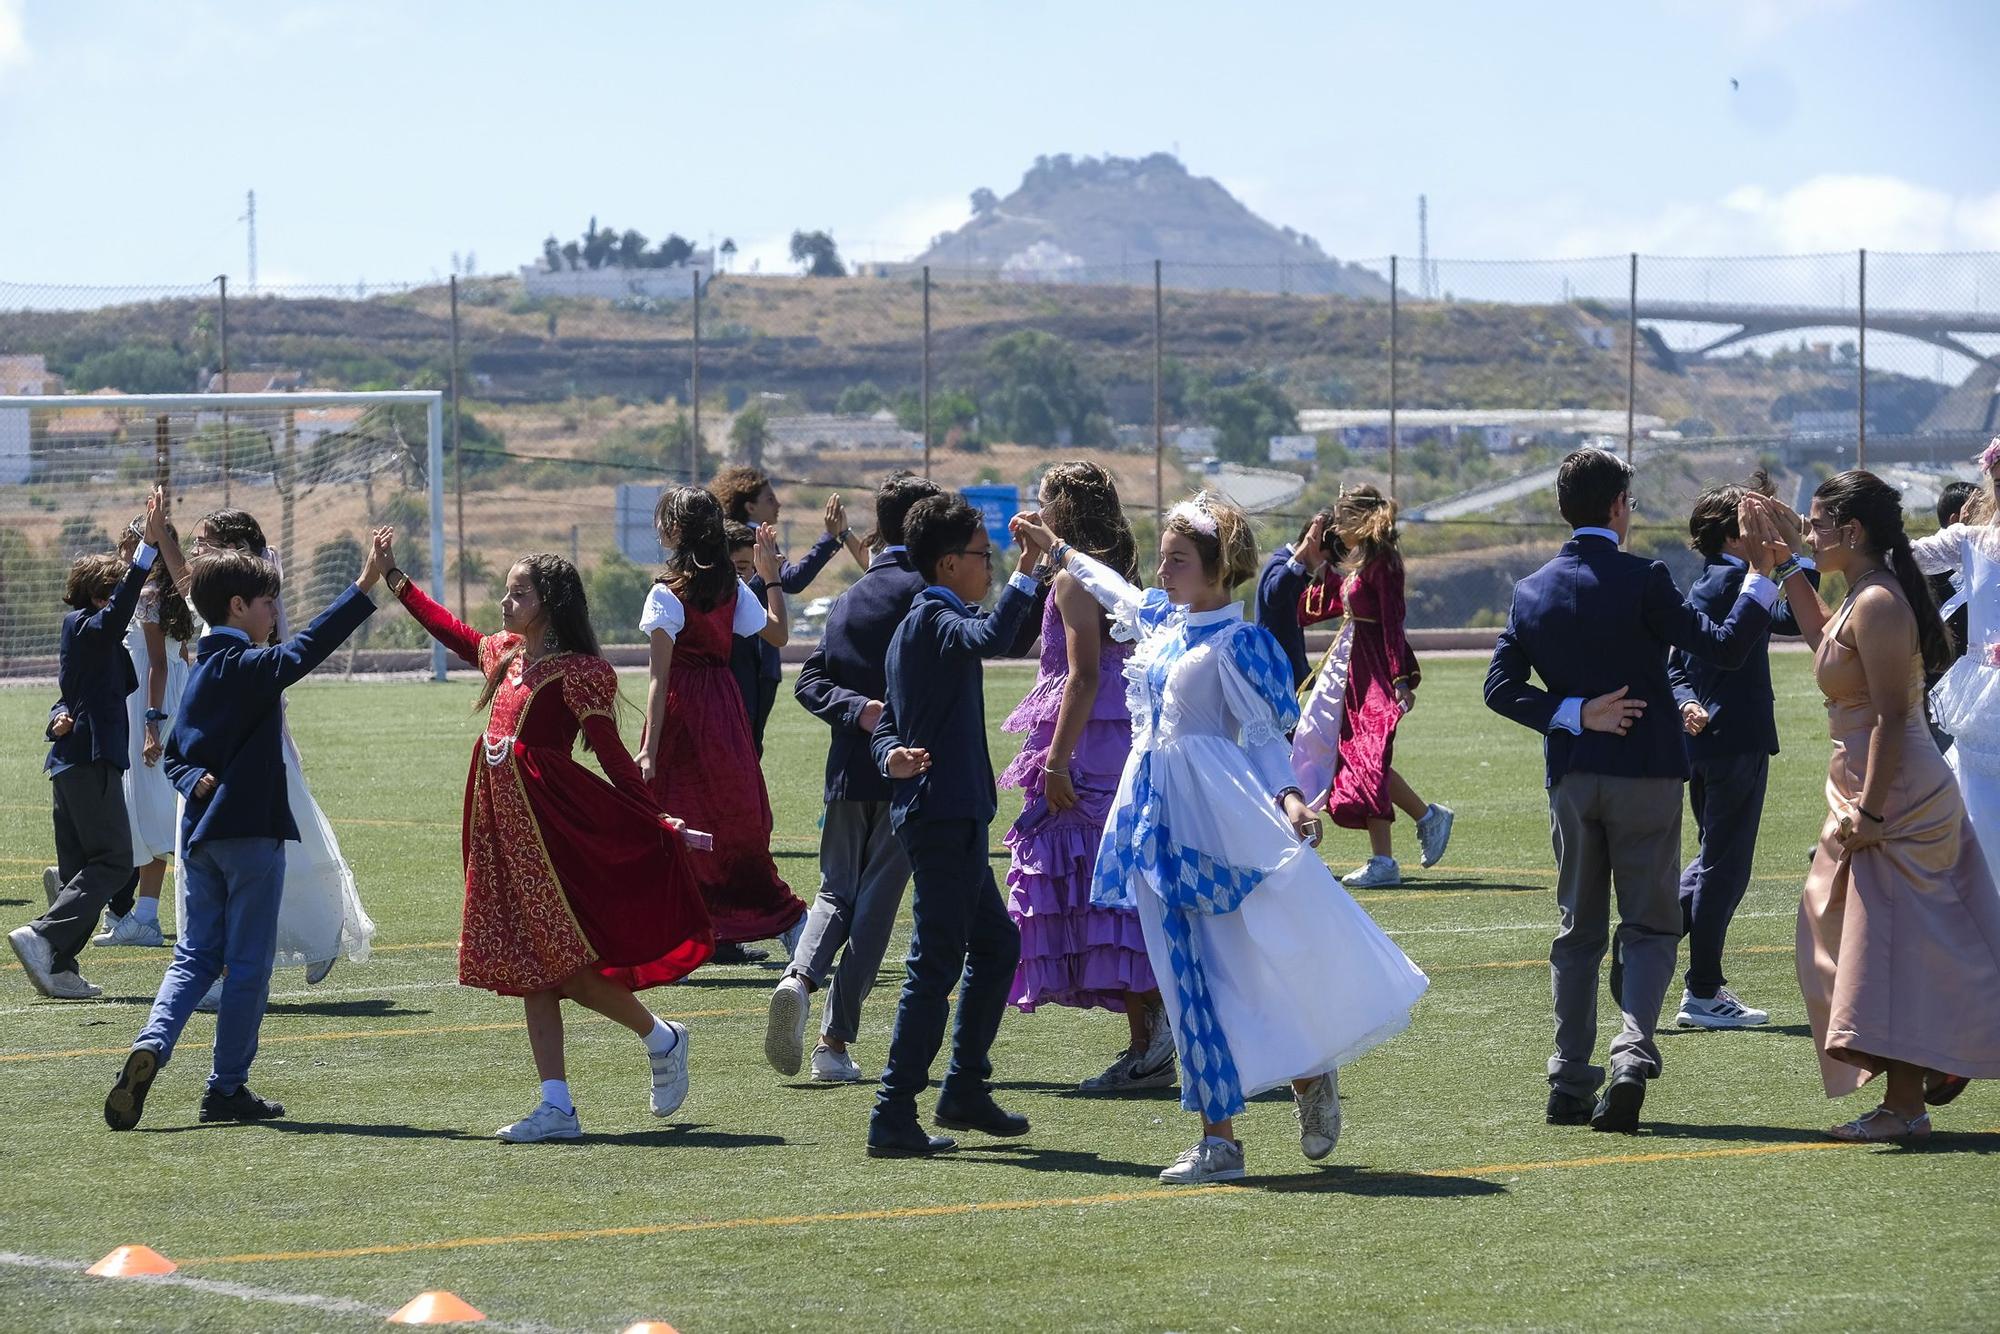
top-left (1256, 509), bottom-right (1332, 688)
top-left (864, 495), bottom-right (1046, 1157)
top-left (1667, 482), bottom-right (1819, 1030)
top-left (8, 492), bottom-right (163, 1001)
top-left (766, 472), bottom-right (942, 1083)
top-left (104, 533), bottom-right (386, 1131)
top-left (1485, 449), bottom-right (1783, 1132)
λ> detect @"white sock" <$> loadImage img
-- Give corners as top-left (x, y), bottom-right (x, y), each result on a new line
top-left (540, 1079), bottom-right (574, 1114)
top-left (643, 1017), bottom-right (680, 1057)
top-left (131, 898), bottom-right (160, 925)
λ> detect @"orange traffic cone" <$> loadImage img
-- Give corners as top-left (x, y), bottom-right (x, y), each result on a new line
top-left (623, 1324), bottom-right (681, 1334)
top-left (86, 1246), bottom-right (177, 1277)
top-left (386, 1291), bottom-right (486, 1324)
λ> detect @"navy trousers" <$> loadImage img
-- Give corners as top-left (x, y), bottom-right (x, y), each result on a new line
top-left (1677, 752), bottom-right (1769, 999)
top-left (874, 819), bottom-right (1020, 1121)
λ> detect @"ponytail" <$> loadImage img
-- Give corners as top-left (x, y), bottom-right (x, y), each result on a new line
top-left (1814, 469), bottom-right (1953, 675)
top-left (1333, 484), bottom-right (1400, 572)
top-left (1886, 534), bottom-right (1954, 674)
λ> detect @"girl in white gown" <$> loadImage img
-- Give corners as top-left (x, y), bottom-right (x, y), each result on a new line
top-left (177, 512), bottom-right (375, 1001)
top-left (1016, 494), bottom-right (1428, 1184)
top-left (1911, 441), bottom-right (2000, 886)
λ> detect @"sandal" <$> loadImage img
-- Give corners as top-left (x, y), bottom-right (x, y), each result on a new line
top-left (1826, 1105), bottom-right (1932, 1143)
top-left (1924, 1073), bottom-right (1971, 1107)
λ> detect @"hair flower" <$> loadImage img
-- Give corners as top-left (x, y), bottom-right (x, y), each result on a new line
top-left (1978, 436), bottom-right (2000, 475)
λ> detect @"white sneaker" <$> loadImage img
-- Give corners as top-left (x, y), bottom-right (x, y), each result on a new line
top-left (1416, 804), bottom-right (1456, 869)
top-left (1676, 987), bottom-right (1769, 1029)
top-left (496, 1100), bottom-right (582, 1143)
top-left (765, 975), bottom-right (810, 1076)
top-left (1341, 856), bottom-right (1402, 888)
top-left (46, 970), bottom-right (103, 1001)
top-left (42, 867), bottom-right (61, 907)
top-left (649, 1022), bottom-right (690, 1116)
top-left (1159, 1136), bottom-right (1246, 1184)
top-left (194, 978), bottom-right (223, 1013)
top-left (1080, 1016), bottom-right (1179, 1091)
top-left (94, 914), bottom-right (165, 948)
top-left (776, 917), bottom-right (806, 961)
top-left (1293, 1070), bottom-right (1342, 1161)
top-left (304, 957), bottom-right (335, 985)
top-left (8, 925), bottom-right (57, 996)
top-left (809, 1043), bottom-right (866, 1083)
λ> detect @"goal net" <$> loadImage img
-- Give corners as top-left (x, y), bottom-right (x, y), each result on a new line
top-left (0, 391), bottom-right (444, 679)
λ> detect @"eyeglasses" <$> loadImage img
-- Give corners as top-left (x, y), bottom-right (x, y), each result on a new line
top-left (948, 547), bottom-right (994, 564)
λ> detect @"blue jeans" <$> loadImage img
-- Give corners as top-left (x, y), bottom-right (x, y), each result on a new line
top-left (874, 819), bottom-right (1019, 1118)
top-left (135, 837), bottom-right (287, 1093)
top-left (1677, 752), bottom-right (1769, 999)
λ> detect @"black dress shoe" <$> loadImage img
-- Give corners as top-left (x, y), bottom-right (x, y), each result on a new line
top-left (934, 1092), bottom-right (1030, 1138)
top-left (1590, 1070), bottom-right (1646, 1133)
top-left (199, 1085), bottom-right (286, 1124)
top-left (867, 1116), bottom-right (957, 1158)
top-left (1545, 1088), bottom-right (1593, 1126)
top-left (711, 941), bottom-right (771, 966)
top-left (104, 1048), bottom-right (160, 1131)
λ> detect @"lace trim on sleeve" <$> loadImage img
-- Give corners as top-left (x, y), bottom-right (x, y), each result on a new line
top-left (1910, 525), bottom-right (1969, 577)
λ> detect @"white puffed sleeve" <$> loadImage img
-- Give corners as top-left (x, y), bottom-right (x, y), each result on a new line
top-left (1218, 624), bottom-right (1303, 796)
top-left (1065, 551), bottom-right (1170, 644)
top-left (733, 580), bottom-right (771, 636)
top-left (1910, 525), bottom-right (1969, 577)
top-left (639, 583), bottom-right (685, 640)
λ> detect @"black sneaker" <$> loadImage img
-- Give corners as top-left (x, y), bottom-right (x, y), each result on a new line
top-left (104, 1048), bottom-right (160, 1131)
top-left (867, 1115), bottom-right (957, 1158)
top-left (1545, 1088), bottom-right (1593, 1126)
top-left (1590, 1069), bottom-right (1646, 1134)
top-left (711, 941), bottom-right (771, 966)
top-left (199, 1085), bottom-right (286, 1123)
top-left (934, 1091), bottom-right (1030, 1138)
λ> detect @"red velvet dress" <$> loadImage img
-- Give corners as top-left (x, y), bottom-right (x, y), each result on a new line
top-left (1299, 557), bottom-right (1422, 830)
top-left (396, 582), bottom-right (713, 994)
top-left (649, 594), bottom-right (807, 944)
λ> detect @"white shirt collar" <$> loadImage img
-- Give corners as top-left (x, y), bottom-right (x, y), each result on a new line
top-left (1572, 526), bottom-right (1621, 546)
top-left (1717, 552), bottom-right (1747, 570)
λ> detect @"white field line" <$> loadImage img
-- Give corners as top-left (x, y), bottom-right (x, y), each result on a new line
top-left (1385, 909), bottom-right (1790, 939)
top-left (0, 1248), bottom-right (561, 1332)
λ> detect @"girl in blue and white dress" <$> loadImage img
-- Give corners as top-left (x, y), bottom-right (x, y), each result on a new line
top-left (1015, 493), bottom-right (1428, 1185)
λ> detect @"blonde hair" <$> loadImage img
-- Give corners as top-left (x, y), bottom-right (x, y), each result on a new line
top-left (1334, 484), bottom-right (1400, 570)
top-left (1164, 490), bottom-right (1258, 589)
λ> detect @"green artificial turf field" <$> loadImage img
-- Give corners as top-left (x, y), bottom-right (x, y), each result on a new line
top-left (1, 656), bottom-right (1994, 1331)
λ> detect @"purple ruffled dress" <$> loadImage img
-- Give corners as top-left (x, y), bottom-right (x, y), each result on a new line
top-left (1001, 593), bottom-right (1157, 1012)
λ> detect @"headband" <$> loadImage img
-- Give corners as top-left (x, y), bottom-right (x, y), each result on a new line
top-left (1167, 498), bottom-right (1218, 537)
top-left (1978, 436), bottom-right (2000, 474)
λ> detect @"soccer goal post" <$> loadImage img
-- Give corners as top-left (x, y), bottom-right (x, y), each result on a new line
top-left (0, 390), bottom-right (450, 681)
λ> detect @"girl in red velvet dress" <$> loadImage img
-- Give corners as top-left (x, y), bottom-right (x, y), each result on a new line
top-left (382, 533), bottom-right (713, 1144)
top-left (640, 487), bottom-right (809, 954)
top-left (1296, 486), bottom-right (1455, 888)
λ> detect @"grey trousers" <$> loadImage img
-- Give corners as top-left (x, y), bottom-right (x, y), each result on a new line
top-left (36, 762), bottom-right (139, 973)
top-left (1547, 771), bottom-right (1684, 1099)
top-left (785, 800), bottom-right (911, 1044)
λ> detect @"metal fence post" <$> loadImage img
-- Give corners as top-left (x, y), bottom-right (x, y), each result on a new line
top-left (1154, 258), bottom-right (1164, 524)
top-left (922, 265), bottom-right (933, 479)
top-left (1857, 247), bottom-right (1868, 470)
top-left (449, 275), bottom-right (466, 617)
top-left (1626, 253), bottom-right (1638, 465)
top-left (690, 269), bottom-right (702, 484)
top-left (426, 394), bottom-right (447, 682)
top-left (1388, 255), bottom-right (1399, 503)
top-left (217, 274), bottom-right (231, 502)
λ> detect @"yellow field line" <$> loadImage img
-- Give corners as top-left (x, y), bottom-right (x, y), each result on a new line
top-left (178, 1131), bottom-right (1989, 1268)
top-left (0, 939), bottom-right (462, 976)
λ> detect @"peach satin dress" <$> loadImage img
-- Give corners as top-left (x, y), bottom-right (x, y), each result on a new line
top-left (1797, 573), bottom-right (2000, 1096)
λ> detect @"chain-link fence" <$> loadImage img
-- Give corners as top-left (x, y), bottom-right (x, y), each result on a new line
top-left (3, 250), bottom-right (1996, 672)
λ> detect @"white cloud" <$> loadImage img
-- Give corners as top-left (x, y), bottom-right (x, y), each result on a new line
top-left (0, 0), bottom-right (29, 74)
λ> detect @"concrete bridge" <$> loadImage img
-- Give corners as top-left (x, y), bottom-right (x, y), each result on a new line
top-left (1632, 298), bottom-right (2000, 363)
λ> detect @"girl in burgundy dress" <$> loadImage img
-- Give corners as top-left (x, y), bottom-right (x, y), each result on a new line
top-left (1295, 486), bottom-right (1454, 888)
top-left (640, 488), bottom-right (809, 955)
top-left (383, 532), bottom-right (713, 1144)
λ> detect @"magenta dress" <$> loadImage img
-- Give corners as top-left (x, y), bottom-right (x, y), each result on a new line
top-left (1001, 592), bottom-right (1157, 1012)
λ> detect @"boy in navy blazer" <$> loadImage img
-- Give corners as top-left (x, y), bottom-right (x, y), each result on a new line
top-left (104, 531), bottom-right (389, 1131)
top-left (8, 491), bottom-right (164, 1000)
top-left (1485, 449), bottom-right (1784, 1133)
top-left (1666, 481), bottom-right (1818, 1030)
top-left (1255, 509), bottom-right (1332, 688)
top-left (864, 495), bottom-right (1046, 1157)
top-left (767, 473), bottom-right (942, 1082)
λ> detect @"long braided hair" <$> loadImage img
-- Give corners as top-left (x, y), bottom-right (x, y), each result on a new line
top-left (655, 485), bottom-right (736, 611)
top-left (1040, 461), bottom-right (1139, 582)
top-left (1813, 470), bottom-right (1953, 674)
top-left (476, 553), bottom-right (600, 711)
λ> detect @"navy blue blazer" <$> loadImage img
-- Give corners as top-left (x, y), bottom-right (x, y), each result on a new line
top-left (1484, 535), bottom-right (1774, 787)
top-left (1255, 545), bottom-right (1313, 688)
top-left (795, 550), bottom-right (927, 804)
top-left (46, 553), bottom-right (151, 774)
top-left (163, 585), bottom-right (376, 847)
top-left (870, 579), bottom-right (1038, 830)
top-left (1667, 556), bottom-right (1818, 762)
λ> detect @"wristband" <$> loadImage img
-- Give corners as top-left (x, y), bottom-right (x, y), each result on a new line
top-left (1858, 806), bottom-right (1885, 824)
top-left (144, 708), bottom-right (169, 723)
top-left (1050, 541), bottom-right (1073, 568)
top-left (1773, 556), bottom-right (1803, 583)
top-left (838, 527), bottom-right (855, 543)
top-left (386, 567), bottom-right (412, 597)
top-left (1275, 785), bottom-right (1306, 807)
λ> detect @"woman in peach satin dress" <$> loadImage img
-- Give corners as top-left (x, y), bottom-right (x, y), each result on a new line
top-left (1757, 472), bottom-right (2000, 1142)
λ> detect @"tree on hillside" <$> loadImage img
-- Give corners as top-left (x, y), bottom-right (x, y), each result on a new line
top-left (970, 187), bottom-right (998, 217)
top-left (1202, 377), bottom-right (1299, 465)
top-left (836, 381), bottom-right (886, 416)
top-left (974, 330), bottom-right (1111, 447)
top-left (656, 234), bottom-right (695, 268)
top-left (730, 404), bottom-right (771, 468)
top-left (719, 238), bottom-right (737, 272)
top-left (560, 241), bottom-right (582, 272)
top-left (582, 219), bottom-right (615, 270)
top-left (790, 230), bottom-right (846, 278)
top-left (618, 229), bottom-right (649, 268)
top-left (542, 236), bottom-right (564, 273)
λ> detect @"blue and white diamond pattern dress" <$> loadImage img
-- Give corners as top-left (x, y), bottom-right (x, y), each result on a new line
top-left (1066, 552), bottom-right (1429, 1123)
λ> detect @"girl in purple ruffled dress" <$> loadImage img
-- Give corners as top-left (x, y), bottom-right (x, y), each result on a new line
top-left (1000, 462), bottom-right (1171, 1091)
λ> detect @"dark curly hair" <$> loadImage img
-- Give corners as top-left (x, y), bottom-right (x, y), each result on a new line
top-left (1040, 461), bottom-right (1139, 581)
top-left (195, 508), bottom-right (268, 555)
top-left (1813, 469), bottom-right (1953, 674)
top-left (62, 553), bottom-right (126, 610)
top-left (709, 465), bottom-right (773, 525)
top-left (477, 553), bottom-right (600, 711)
top-left (655, 485), bottom-right (736, 611)
top-left (124, 512), bottom-right (195, 642)
top-left (872, 470), bottom-right (943, 549)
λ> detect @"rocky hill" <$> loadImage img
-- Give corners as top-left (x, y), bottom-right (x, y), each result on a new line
top-left (912, 153), bottom-right (1391, 298)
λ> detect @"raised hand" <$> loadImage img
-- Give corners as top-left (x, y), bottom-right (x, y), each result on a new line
top-left (823, 494), bottom-right (847, 537)
top-left (752, 524), bottom-right (782, 582)
top-left (1303, 513), bottom-right (1329, 570)
top-left (358, 526), bottom-right (396, 592)
top-left (1581, 686), bottom-right (1645, 736)
top-left (885, 746), bottom-right (931, 780)
top-left (1010, 511), bottom-right (1056, 558)
top-left (142, 486), bottom-right (167, 547)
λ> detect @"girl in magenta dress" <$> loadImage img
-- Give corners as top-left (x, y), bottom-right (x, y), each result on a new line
top-left (386, 537), bottom-right (711, 1142)
top-left (640, 487), bottom-right (808, 951)
top-left (1295, 486), bottom-right (1454, 889)
top-left (1001, 463), bottom-right (1170, 1090)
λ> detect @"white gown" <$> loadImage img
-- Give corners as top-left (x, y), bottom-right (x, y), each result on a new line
top-left (1066, 551), bottom-right (1428, 1122)
top-left (175, 550), bottom-right (376, 968)
top-left (122, 586), bottom-right (192, 866)
top-left (1913, 520), bottom-right (2000, 888)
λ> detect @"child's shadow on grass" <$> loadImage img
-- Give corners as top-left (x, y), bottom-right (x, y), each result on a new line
top-left (143, 1119), bottom-right (787, 1149)
top-left (994, 1079), bottom-right (1179, 1103)
top-left (259, 999), bottom-right (430, 1019)
top-left (1642, 1121), bottom-right (2000, 1154)
top-left (1260, 1165), bottom-right (1508, 1199)
top-left (1658, 1023), bottom-right (1814, 1040)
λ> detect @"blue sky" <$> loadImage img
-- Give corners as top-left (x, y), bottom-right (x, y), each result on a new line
top-left (1, 0), bottom-right (1996, 288)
